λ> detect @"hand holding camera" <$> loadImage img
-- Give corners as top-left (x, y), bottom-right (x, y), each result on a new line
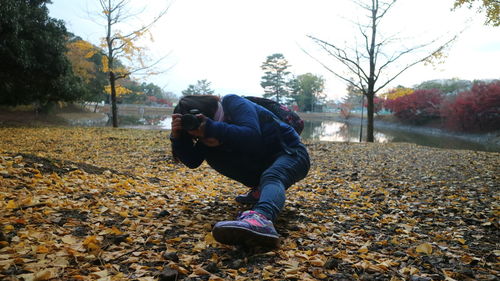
top-left (171, 109), bottom-right (206, 139)
top-left (180, 109), bottom-right (202, 131)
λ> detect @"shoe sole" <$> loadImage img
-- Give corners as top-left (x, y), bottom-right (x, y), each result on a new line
top-left (212, 225), bottom-right (279, 248)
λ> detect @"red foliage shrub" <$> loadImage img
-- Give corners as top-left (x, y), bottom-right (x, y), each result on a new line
top-left (146, 96), bottom-right (172, 106)
top-left (147, 96), bottom-right (158, 103)
top-left (440, 81), bottom-right (500, 132)
top-left (384, 89), bottom-right (443, 124)
top-left (157, 98), bottom-right (172, 106)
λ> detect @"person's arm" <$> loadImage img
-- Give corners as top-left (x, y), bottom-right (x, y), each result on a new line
top-left (170, 114), bottom-right (204, 168)
top-left (203, 94), bottom-right (264, 153)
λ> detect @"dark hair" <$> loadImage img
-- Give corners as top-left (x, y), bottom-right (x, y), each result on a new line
top-left (174, 95), bottom-right (220, 119)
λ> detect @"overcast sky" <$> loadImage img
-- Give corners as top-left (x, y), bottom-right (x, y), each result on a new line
top-left (48, 0), bottom-right (500, 101)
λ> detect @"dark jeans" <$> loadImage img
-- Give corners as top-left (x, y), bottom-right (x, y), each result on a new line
top-left (204, 142), bottom-right (310, 221)
top-left (253, 143), bottom-right (310, 221)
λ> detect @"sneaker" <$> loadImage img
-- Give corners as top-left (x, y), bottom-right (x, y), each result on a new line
top-left (235, 190), bottom-right (260, 205)
top-left (212, 210), bottom-right (279, 248)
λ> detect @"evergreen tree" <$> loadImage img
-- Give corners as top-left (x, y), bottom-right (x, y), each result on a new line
top-left (0, 0), bottom-right (83, 107)
top-left (141, 82), bottom-right (165, 99)
top-left (260, 53), bottom-right (291, 103)
top-left (182, 80), bottom-right (215, 96)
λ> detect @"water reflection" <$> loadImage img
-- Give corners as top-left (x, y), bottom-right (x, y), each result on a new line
top-left (303, 119), bottom-right (499, 152)
top-left (114, 115), bottom-right (499, 152)
top-left (114, 115), bottom-right (171, 129)
top-left (159, 117), bottom-right (172, 129)
top-left (304, 120), bottom-right (391, 143)
top-left (158, 118), bottom-right (393, 143)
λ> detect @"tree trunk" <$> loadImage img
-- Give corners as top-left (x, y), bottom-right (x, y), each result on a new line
top-left (359, 95), bottom-right (365, 142)
top-left (366, 94), bottom-right (375, 142)
top-left (110, 71), bottom-right (118, 128)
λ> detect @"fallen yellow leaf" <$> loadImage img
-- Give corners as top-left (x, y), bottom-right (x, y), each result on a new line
top-left (83, 235), bottom-right (98, 246)
top-left (309, 259), bottom-right (324, 267)
top-left (416, 243), bottom-right (433, 255)
top-left (61, 235), bottom-right (78, 244)
top-left (36, 245), bottom-right (50, 254)
top-left (4, 225), bottom-right (14, 232)
top-left (358, 245), bottom-right (369, 253)
top-left (6, 200), bottom-right (16, 209)
top-left (193, 266), bottom-right (211, 275)
top-left (35, 268), bottom-right (55, 280)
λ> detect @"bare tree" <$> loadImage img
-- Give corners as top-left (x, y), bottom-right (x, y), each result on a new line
top-left (98, 0), bottom-right (170, 127)
top-left (305, 0), bottom-right (458, 142)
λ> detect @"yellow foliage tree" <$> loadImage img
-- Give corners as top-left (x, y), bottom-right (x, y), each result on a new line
top-left (104, 85), bottom-right (132, 96)
top-left (66, 40), bottom-right (96, 84)
top-left (382, 87), bottom-right (414, 100)
top-left (97, 0), bottom-right (169, 127)
top-left (453, 0), bottom-right (500, 26)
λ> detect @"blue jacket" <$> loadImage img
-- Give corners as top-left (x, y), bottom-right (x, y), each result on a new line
top-left (171, 94), bottom-right (301, 187)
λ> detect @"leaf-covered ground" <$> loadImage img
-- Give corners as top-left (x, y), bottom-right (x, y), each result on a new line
top-left (0, 127), bottom-right (498, 281)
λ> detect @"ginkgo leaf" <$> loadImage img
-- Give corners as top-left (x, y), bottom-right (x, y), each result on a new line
top-left (1, 126), bottom-right (497, 280)
top-left (4, 224), bottom-right (14, 232)
top-left (416, 243), bottom-right (433, 255)
top-left (83, 235), bottom-right (98, 246)
top-left (36, 245), bottom-right (50, 253)
top-left (193, 266), bottom-right (211, 276)
top-left (61, 235), bottom-right (78, 244)
top-left (358, 245), bottom-right (369, 253)
top-left (53, 256), bottom-right (70, 267)
top-left (309, 259), bottom-right (324, 267)
top-left (6, 200), bottom-right (16, 209)
top-left (35, 268), bottom-right (57, 280)
top-left (92, 270), bottom-right (109, 278)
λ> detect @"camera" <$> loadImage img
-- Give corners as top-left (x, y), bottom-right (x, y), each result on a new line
top-left (181, 109), bottom-right (201, 131)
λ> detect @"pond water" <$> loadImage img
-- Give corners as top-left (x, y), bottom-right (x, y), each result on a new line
top-left (301, 120), bottom-right (500, 152)
top-left (115, 115), bottom-right (499, 152)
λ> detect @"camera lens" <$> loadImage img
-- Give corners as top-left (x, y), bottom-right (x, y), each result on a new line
top-left (181, 114), bottom-right (200, 131)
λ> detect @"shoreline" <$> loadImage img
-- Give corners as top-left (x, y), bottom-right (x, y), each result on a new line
top-left (2, 108), bottom-right (499, 150)
top-left (299, 112), bottom-right (500, 148)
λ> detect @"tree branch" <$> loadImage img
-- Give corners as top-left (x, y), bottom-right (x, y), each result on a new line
top-left (300, 46), bottom-right (364, 93)
top-left (374, 35), bottom-right (458, 94)
top-left (308, 35), bottom-right (370, 82)
top-left (120, 5), bottom-right (171, 40)
top-left (376, 0), bottom-right (397, 21)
